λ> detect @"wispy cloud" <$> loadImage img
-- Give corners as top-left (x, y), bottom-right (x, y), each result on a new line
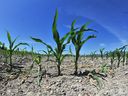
top-left (99, 43), bottom-right (106, 47)
top-left (121, 39), bottom-right (128, 45)
top-left (62, 0), bottom-right (128, 47)
top-left (63, 24), bottom-right (71, 29)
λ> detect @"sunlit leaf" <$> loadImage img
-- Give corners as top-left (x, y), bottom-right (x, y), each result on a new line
top-left (7, 32), bottom-right (12, 45)
top-left (52, 9), bottom-right (60, 44)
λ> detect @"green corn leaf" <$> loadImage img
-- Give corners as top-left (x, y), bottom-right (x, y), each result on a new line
top-left (80, 24), bottom-right (86, 31)
top-left (35, 55), bottom-right (42, 65)
top-left (42, 50), bottom-right (47, 54)
top-left (31, 46), bottom-right (34, 53)
top-left (0, 41), bottom-right (2, 45)
top-left (76, 28), bottom-right (97, 37)
top-left (81, 35), bottom-right (96, 46)
top-left (61, 32), bottom-right (70, 44)
top-left (71, 20), bottom-right (76, 31)
top-left (31, 37), bottom-right (50, 48)
top-left (84, 28), bottom-right (97, 32)
top-left (31, 37), bottom-right (54, 54)
top-left (13, 43), bottom-right (29, 51)
top-left (11, 37), bottom-right (18, 49)
top-left (100, 48), bottom-right (105, 51)
top-left (7, 32), bottom-right (12, 45)
top-left (77, 31), bottom-right (83, 42)
top-left (119, 45), bottom-right (128, 50)
top-left (47, 47), bottom-right (52, 53)
top-left (60, 54), bottom-right (67, 62)
top-left (52, 9), bottom-right (60, 44)
top-left (31, 37), bottom-right (44, 43)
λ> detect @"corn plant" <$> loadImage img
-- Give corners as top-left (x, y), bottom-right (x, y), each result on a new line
top-left (7, 32), bottom-right (29, 71)
top-left (0, 49), bottom-right (7, 63)
top-left (88, 72), bottom-right (103, 89)
top-left (90, 51), bottom-right (97, 61)
top-left (0, 41), bottom-right (3, 50)
top-left (126, 51), bottom-right (128, 65)
top-left (70, 20), bottom-right (96, 75)
top-left (99, 48), bottom-right (105, 59)
top-left (105, 51), bottom-right (109, 59)
top-left (119, 45), bottom-right (127, 66)
top-left (3, 50), bottom-right (9, 63)
top-left (34, 55), bottom-right (42, 86)
top-left (115, 49), bottom-right (121, 68)
top-left (109, 51), bottom-right (116, 69)
top-left (0, 43), bottom-right (7, 50)
top-left (100, 64), bottom-right (109, 74)
top-left (20, 48), bottom-right (27, 58)
top-left (29, 46), bottom-right (36, 70)
top-left (31, 9), bottom-right (71, 76)
top-left (0, 41), bottom-right (2, 45)
top-left (0, 42), bottom-right (8, 63)
top-left (42, 47), bottom-right (52, 61)
top-left (122, 48), bottom-right (126, 66)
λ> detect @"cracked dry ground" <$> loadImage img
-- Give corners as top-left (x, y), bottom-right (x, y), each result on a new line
top-left (0, 57), bottom-right (128, 96)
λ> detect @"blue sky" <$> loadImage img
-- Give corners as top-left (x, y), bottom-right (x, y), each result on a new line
top-left (0, 0), bottom-right (128, 54)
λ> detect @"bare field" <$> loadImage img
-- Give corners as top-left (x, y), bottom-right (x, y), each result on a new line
top-left (0, 56), bottom-right (128, 96)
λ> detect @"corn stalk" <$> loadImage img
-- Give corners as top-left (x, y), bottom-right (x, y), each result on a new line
top-left (7, 32), bottom-right (29, 71)
top-left (100, 48), bottom-right (105, 59)
top-left (70, 20), bottom-right (96, 75)
top-left (90, 51), bottom-right (97, 61)
top-left (119, 45), bottom-right (127, 66)
top-left (34, 55), bottom-right (42, 86)
top-left (115, 49), bottom-right (121, 68)
top-left (109, 51), bottom-right (116, 69)
top-left (105, 51), bottom-right (109, 59)
top-left (31, 9), bottom-right (70, 76)
top-left (126, 52), bottom-right (128, 65)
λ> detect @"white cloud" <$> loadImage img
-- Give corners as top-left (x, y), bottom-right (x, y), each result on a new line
top-left (64, 24), bottom-right (71, 29)
top-left (99, 43), bottom-right (106, 47)
top-left (121, 39), bottom-right (128, 45)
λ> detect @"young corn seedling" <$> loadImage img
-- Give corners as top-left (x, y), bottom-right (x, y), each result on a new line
top-left (119, 45), bottom-right (127, 66)
top-left (29, 46), bottom-right (36, 70)
top-left (17, 48), bottom-right (27, 63)
top-left (3, 50), bottom-right (9, 63)
top-left (0, 42), bottom-right (8, 63)
top-left (122, 48), bottom-right (126, 66)
top-left (42, 47), bottom-right (52, 61)
top-left (126, 51), bottom-right (128, 65)
top-left (0, 42), bottom-right (9, 63)
top-left (31, 9), bottom-right (71, 76)
top-left (105, 51), bottom-right (109, 59)
top-left (34, 55), bottom-right (43, 86)
top-left (90, 51), bottom-right (97, 61)
top-left (100, 64), bottom-right (109, 74)
top-left (0, 41), bottom-right (2, 46)
top-left (70, 20), bottom-right (96, 75)
top-left (109, 51), bottom-right (116, 69)
top-left (40, 47), bottom-right (53, 76)
top-left (88, 72), bottom-right (103, 89)
top-left (115, 49), bottom-right (121, 68)
top-left (20, 48), bottom-right (27, 58)
top-left (7, 32), bottom-right (29, 71)
top-left (0, 43), bottom-right (7, 50)
top-left (99, 48), bottom-right (105, 59)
